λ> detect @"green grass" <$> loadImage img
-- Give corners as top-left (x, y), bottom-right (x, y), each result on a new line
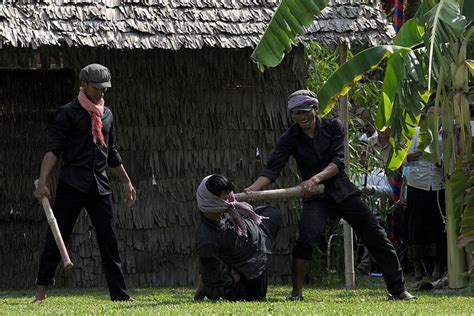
top-left (0, 276), bottom-right (472, 315)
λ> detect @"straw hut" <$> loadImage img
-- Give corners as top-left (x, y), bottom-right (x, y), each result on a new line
top-left (0, 0), bottom-right (392, 289)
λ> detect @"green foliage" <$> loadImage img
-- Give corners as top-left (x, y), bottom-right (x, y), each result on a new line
top-left (379, 19), bottom-right (426, 133)
top-left (393, 19), bottom-right (425, 47)
top-left (305, 42), bottom-right (339, 93)
top-left (318, 46), bottom-right (411, 117)
top-left (459, 155), bottom-right (474, 247)
top-left (447, 166), bottom-right (469, 240)
top-left (384, 50), bottom-right (427, 170)
top-left (420, 0), bottom-right (467, 90)
top-left (251, 0), bottom-right (329, 71)
top-left (312, 41), bottom-right (423, 171)
top-left (305, 43), bottom-right (383, 176)
top-left (418, 113), bottom-right (442, 163)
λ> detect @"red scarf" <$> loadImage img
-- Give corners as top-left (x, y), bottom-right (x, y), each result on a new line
top-left (78, 88), bottom-right (106, 147)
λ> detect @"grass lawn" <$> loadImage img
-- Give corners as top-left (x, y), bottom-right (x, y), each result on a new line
top-left (0, 276), bottom-right (472, 315)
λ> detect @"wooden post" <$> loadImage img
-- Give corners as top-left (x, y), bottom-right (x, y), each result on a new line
top-left (338, 42), bottom-right (355, 290)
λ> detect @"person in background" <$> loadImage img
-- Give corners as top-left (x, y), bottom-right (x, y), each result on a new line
top-left (354, 165), bottom-right (393, 274)
top-left (33, 64), bottom-right (136, 303)
top-left (405, 99), bottom-right (446, 280)
top-left (194, 174), bottom-right (282, 301)
top-left (367, 128), bottom-right (404, 246)
top-left (354, 106), bottom-right (377, 143)
top-left (245, 89), bottom-right (414, 301)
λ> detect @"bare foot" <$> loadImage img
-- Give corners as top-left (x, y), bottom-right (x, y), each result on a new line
top-left (194, 274), bottom-right (205, 301)
top-left (32, 285), bottom-right (48, 305)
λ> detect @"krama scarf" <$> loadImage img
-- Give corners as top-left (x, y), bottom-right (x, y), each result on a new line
top-left (78, 87), bottom-right (106, 147)
top-left (196, 175), bottom-right (264, 236)
top-left (287, 95), bottom-right (318, 111)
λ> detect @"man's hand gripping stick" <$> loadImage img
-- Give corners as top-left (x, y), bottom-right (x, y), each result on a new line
top-left (34, 180), bottom-right (74, 270)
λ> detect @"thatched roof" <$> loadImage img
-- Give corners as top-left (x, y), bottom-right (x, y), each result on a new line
top-left (0, 0), bottom-right (393, 50)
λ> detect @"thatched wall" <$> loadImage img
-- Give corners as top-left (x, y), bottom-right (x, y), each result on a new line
top-left (0, 45), bottom-right (305, 289)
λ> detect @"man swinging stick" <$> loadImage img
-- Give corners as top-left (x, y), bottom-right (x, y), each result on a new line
top-left (245, 89), bottom-right (415, 301)
top-left (32, 64), bottom-right (136, 303)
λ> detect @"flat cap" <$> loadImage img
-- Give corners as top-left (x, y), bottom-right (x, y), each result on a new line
top-left (79, 64), bottom-right (111, 89)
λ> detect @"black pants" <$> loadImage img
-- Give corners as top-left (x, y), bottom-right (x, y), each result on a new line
top-left (231, 270), bottom-right (268, 301)
top-left (255, 205), bottom-right (282, 244)
top-left (229, 206), bottom-right (281, 301)
top-left (292, 195), bottom-right (406, 295)
top-left (36, 181), bottom-right (129, 301)
top-left (407, 186), bottom-right (446, 260)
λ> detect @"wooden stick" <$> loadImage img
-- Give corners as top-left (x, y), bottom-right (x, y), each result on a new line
top-left (234, 184), bottom-right (324, 202)
top-left (34, 180), bottom-right (74, 270)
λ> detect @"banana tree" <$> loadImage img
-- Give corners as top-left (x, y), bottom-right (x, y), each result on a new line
top-left (252, 0), bottom-right (473, 288)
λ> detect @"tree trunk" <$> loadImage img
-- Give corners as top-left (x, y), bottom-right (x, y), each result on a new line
top-left (444, 179), bottom-right (468, 288)
top-left (443, 84), bottom-right (468, 288)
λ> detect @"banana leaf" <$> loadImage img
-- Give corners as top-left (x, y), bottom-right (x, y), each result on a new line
top-left (251, 0), bottom-right (329, 71)
top-left (458, 155), bottom-right (474, 248)
top-left (458, 186), bottom-right (474, 247)
top-left (451, 165), bottom-right (470, 225)
top-left (378, 19), bottom-right (425, 130)
top-left (420, 0), bottom-right (467, 90)
top-left (318, 45), bottom-right (411, 116)
top-left (418, 113), bottom-right (442, 163)
top-left (393, 19), bottom-right (425, 47)
top-left (467, 59), bottom-right (474, 76)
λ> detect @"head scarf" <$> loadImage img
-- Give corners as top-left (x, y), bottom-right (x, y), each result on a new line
top-left (287, 95), bottom-right (319, 111)
top-left (78, 87), bottom-right (106, 147)
top-left (196, 175), bottom-right (264, 236)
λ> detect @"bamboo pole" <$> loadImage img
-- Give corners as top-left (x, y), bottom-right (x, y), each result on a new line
top-left (339, 41), bottom-right (355, 290)
top-left (234, 184), bottom-right (324, 202)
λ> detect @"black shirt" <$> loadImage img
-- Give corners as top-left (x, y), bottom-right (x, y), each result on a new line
top-left (261, 116), bottom-right (359, 203)
top-left (196, 211), bottom-right (272, 299)
top-left (46, 98), bottom-right (123, 195)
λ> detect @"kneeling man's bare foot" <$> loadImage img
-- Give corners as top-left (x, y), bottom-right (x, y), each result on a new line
top-left (31, 285), bottom-right (48, 305)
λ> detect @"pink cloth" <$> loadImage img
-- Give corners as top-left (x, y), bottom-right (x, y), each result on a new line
top-left (78, 88), bottom-right (106, 147)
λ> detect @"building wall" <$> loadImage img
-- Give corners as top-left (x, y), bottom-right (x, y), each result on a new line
top-left (0, 45), bottom-right (306, 289)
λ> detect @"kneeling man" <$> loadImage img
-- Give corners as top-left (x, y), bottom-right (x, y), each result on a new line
top-left (194, 174), bottom-right (282, 301)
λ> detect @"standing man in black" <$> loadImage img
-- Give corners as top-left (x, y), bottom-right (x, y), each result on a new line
top-left (33, 64), bottom-right (136, 303)
top-left (245, 89), bottom-right (414, 301)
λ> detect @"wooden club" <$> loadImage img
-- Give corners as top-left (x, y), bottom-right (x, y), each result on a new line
top-left (34, 180), bottom-right (74, 270)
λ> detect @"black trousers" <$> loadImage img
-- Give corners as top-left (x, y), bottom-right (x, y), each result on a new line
top-left (292, 195), bottom-right (406, 295)
top-left (407, 185), bottom-right (446, 261)
top-left (36, 181), bottom-right (129, 301)
top-left (226, 206), bottom-right (281, 302)
top-left (231, 270), bottom-right (268, 301)
top-left (255, 205), bottom-right (282, 245)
